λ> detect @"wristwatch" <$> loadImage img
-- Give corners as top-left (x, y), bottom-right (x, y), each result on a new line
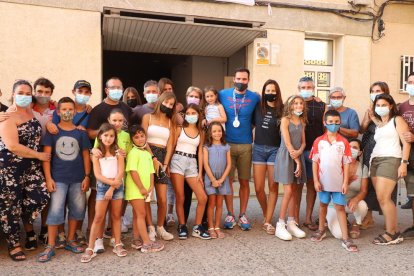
top-left (401, 160), bottom-right (409, 164)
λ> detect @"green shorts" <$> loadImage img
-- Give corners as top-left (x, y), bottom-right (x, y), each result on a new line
top-left (370, 157), bottom-right (401, 182)
top-left (229, 143), bottom-right (252, 181)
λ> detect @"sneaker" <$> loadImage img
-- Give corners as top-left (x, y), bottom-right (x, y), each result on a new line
top-left (177, 224), bottom-right (188, 240)
top-left (275, 222), bottom-right (292, 241)
top-left (55, 232), bottom-right (67, 249)
top-left (156, 226), bottom-right (174, 241)
top-left (148, 226), bottom-right (157, 242)
top-left (141, 241), bottom-right (165, 253)
top-left (402, 226), bottom-right (414, 239)
top-left (122, 216), bottom-right (132, 229)
top-left (103, 228), bottom-right (112, 239)
top-left (401, 198), bottom-right (413, 209)
top-left (24, 231), bottom-right (38, 251)
top-left (39, 227), bottom-right (48, 244)
top-left (192, 224), bottom-right (211, 240)
top-left (223, 213), bottom-right (236, 229)
top-left (94, 238), bottom-right (105, 254)
top-left (287, 221), bottom-right (306, 238)
top-left (238, 214), bottom-right (252, 231)
top-left (75, 230), bottom-right (87, 245)
top-left (166, 214), bottom-right (176, 227)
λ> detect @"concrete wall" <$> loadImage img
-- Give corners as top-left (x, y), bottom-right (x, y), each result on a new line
top-left (0, 2), bottom-right (102, 106)
top-left (192, 56), bottom-right (226, 92)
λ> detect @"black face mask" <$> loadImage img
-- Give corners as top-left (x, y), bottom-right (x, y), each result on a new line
top-left (264, 94), bottom-right (277, 102)
top-left (234, 82), bottom-right (248, 92)
top-left (127, 99), bottom-right (138, 108)
top-left (160, 104), bottom-right (173, 118)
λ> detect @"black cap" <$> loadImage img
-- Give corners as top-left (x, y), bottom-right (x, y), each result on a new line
top-left (73, 80), bottom-right (91, 90)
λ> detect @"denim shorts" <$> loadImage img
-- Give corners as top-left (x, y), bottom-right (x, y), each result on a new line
top-left (170, 154), bottom-right (198, 178)
top-left (303, 150), bottom-right (313, 179)
top-left (252, 144), bottom-right (278, 165)
top-left (319, 191), bottom-right (346, 206)
top-left (96, 180), bottom-right (124, 201)
top-left (46, 182), bottom-right (86, 225)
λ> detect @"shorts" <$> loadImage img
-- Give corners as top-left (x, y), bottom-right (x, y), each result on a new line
top-left (319, 191), bottom-right (346, 206)
top-left (96, 181), bottom-right (124, 201)
top-left (229, 143), bottom-right (252, 180)
top-left (303, 150), bottom-right (313, 179)
top-left (370, 157), bottom-right (401, 182)
top-left (170, 154), bottom-right (198, 177)
top-left (404, 170), bottom-right (414, 197)
top-left (150, 145), bottom-right (171, 185)
top-left (46, 182), bottom-right (86, 225)
top-left (252, 144), bottom-right (278, 165)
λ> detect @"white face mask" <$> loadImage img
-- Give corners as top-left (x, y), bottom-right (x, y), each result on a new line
top-left (406, 84), bottom-right (414, 97)
top-left (351, 148), bottom-right (360, 160)
top-left (145, 93), bottom-right (158, 103)
top-left (370, 93), bottom-right (382, 102)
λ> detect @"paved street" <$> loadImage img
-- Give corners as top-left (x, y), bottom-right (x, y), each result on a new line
top-left (1, 192), bottom-right (414, 275)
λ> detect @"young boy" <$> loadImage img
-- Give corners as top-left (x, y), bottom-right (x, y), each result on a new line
top-left (38, 97), bottom-right (91, 262)
top-left (309, 109), bottom-right (358, 252)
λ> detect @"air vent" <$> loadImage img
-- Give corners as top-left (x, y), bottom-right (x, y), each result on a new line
top-left (119, 11), bottom-right (186, 22)
top-left (194, 18), bottom-right (253, 28)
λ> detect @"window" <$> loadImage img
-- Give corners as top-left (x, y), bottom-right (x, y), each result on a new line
top-left (400, 55), bottom-right (414, 92)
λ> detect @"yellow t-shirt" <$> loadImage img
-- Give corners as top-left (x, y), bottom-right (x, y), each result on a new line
top-left (94, 130), bottom-right (131, 153)
top-left (125, 146), bottom-right (155, 200)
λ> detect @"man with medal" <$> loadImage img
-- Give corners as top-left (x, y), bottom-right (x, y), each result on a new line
top-left (219, 68), bottom-right (260, 231)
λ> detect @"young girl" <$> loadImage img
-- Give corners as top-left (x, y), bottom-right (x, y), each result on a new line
top-left (203, 122), bottom-right (231, 238)
top-left (274, 95), bottom-right (307, 241)
top-left (170, 104), bottom-right (210, 240)
top-left (204, 86), bottom-right (226, 127)
top-left (125, 125), bottom-right (164, 252)
top-left (81, 123), bottom-right (126, 263)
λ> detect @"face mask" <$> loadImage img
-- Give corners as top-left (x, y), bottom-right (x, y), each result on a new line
top-left (300, 90), bottom-right (314, 99)
top-left (75, 94), bottom-right (90, 105)
top-left (264, 94), bottom-right (277, 102)
top-left (234, 82), bottom-right (248, 92)
top-left (160, 104), bottom-right (173, 118)
top-left (351, 148), bottom-right (360, 160)
top-left (330, 99), bottom-right (343, 108)
top-left (145, 93), bottom-right (158, 104)
top-left (108, 89), bottom-right (123, 101)
top-left (127, 99), bottom-right (138, 108)
top-left (325, 123), bottom-right (340, 133)
top-left (370, 93), bottom-right (381, 102)
top-left (15, 95), bottom-right (32, 108)
top-left (375, 106), bottom-right (390, 117)
top-left (187, 97), bottom-right (200, 106)
top-left (185, 114), bottom-right (198, 124)
top-left (406, 84), bottom-right (414, 97)
top-left (60, 111), bottom-right (74, 122)
top-left (293, 111), bottom-right (303, 116)
top-left (35, 96), bottom-right (50, 105)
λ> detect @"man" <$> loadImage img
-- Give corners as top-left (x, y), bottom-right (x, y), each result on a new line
top-left (130, 80), bottom-right (160, 126)
top-left (219, 68), bottom-right (260, 230)
top-left (328, 87), bottom-right (360, 140)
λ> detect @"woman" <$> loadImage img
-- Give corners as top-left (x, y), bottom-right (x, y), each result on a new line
top-left (252, 80), bottom-right (283, 235)
top-left (0, 80), bottom-right (51, 261)
top-left (123, 87), bottom-right (142, 109)
top-left (370, 94), bottom-right (410, 245)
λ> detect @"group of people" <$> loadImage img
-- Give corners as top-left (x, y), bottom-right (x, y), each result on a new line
top-left (1, 68), bottom-right (414, 262)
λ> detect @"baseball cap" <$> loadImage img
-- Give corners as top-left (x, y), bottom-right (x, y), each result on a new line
top-left (73, 80), bottom-right (91, 90)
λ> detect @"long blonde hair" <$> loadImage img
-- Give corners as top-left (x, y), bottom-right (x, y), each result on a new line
top-left (283, 95), bottom-right (307, 124)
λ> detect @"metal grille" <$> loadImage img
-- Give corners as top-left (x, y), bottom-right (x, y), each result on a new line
top-left (400, 55), bottom-right (414, 92)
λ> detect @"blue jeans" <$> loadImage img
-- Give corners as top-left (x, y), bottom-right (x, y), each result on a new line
top-left (252, 144), bottom-right (278, 165)
top-left (96, 181), bottom-right (124, 201)
top-left (46, 182), bottom-right (86, 225)
top-left (303, 150), bottom-right (313, 179)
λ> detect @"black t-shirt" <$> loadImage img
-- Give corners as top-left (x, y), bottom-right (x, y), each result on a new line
top-left (305, 98), bottom-right (326, 151)
top-left (253, 103), bottom-right (281, 147)
top-left (87, 101), bottom-right (132, 131)
top-left (0, 103), bottom-right (8, 112)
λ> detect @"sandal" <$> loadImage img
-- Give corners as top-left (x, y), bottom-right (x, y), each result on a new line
top-left (81, 248), bottom-right (96, 263)
top-left (8, 245), bottom-right (26, 262)
top-left (214, 228), bottom-right (225, 239)
top-left (37, 245), bottom-right (56, 262)
top-left (373, 232), bottom-right (404, 245)
top-left (310, 229), bottom-right (326, 242)
top-left (360, 215), bottom-right (374, 230)
top-left (262, 223), bottom-right (276, 235)
top-left (141, 241), bottom-right (165, 253)
top-left (131, 238), bottom-right (143, 250)
top-left (208, 228), bottom-right (218, 239)
top-left (341, 239), bottom-right (358, 252)
top-left (64, 240), bottom-right (85, 253)
top-left (349, 222), bottom-right (361, 239)
top-left (303, 222), bottom-right (319, 231)
top-left (113, 243), bottom-right (127, 257)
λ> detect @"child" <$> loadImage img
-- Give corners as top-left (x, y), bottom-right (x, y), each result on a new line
top-left (125, 125), bottom-right (164, 252)
top-left (81, 123), bottom-right (126, 263)
top-left (170, 103), bottom-right (210, 240)
top-left (203, 122), bottom-right (231, 239)
top-left (274, 95), bottom-right (307, 241)
top-left (38, 97), bottom-right (91, 262)
top-left (309, 109), bottom-right (357, 252)
top-left (203, 86), bottom-right (227, 127)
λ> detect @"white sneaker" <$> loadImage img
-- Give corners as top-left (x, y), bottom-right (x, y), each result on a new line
top-left (287, 221), bottom-right (306, 238)
top-left (275, 222), bottom-right (292, 241)
top-left (94, 238), bottom-right (105, 254)
top-left (156, 226), bottom-right (174, 241)
top-left (122, 216), bottom-right (132, 229)
top-left (121, 217), bottom-right (129, 233)
top-left (148, 226), bottom-right (157, 242)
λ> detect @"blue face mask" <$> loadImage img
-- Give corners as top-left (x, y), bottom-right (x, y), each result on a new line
top-left (375, 106), bottom-right (390, 117)
top-left (406, 84), bottom-right (414, 97)
top-left (300, 90), bottom-right (314, 99)
top-left (75, 94), bottom-right (90, 105)
top-left (330, 99), bottom-right (343, 108)
top-left (370, 93), bottom-right (381, 102)
top-left (108, 89), bottom-right (123, 101)
top-left (15, 95), bottom-right (32, 107)
top-left (325, 123), bottom-right (340, 133)
top-left (185, 114), bottom-right (198, 124)
top-left (145, 93), bottom-right (158, 103)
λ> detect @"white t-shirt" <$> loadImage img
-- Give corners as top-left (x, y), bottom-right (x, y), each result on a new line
top-left (347, 163), bottom-right (368, 200)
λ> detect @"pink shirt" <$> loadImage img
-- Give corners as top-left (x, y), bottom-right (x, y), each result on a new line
top-left (309, 133), bottom-right (352, 192)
